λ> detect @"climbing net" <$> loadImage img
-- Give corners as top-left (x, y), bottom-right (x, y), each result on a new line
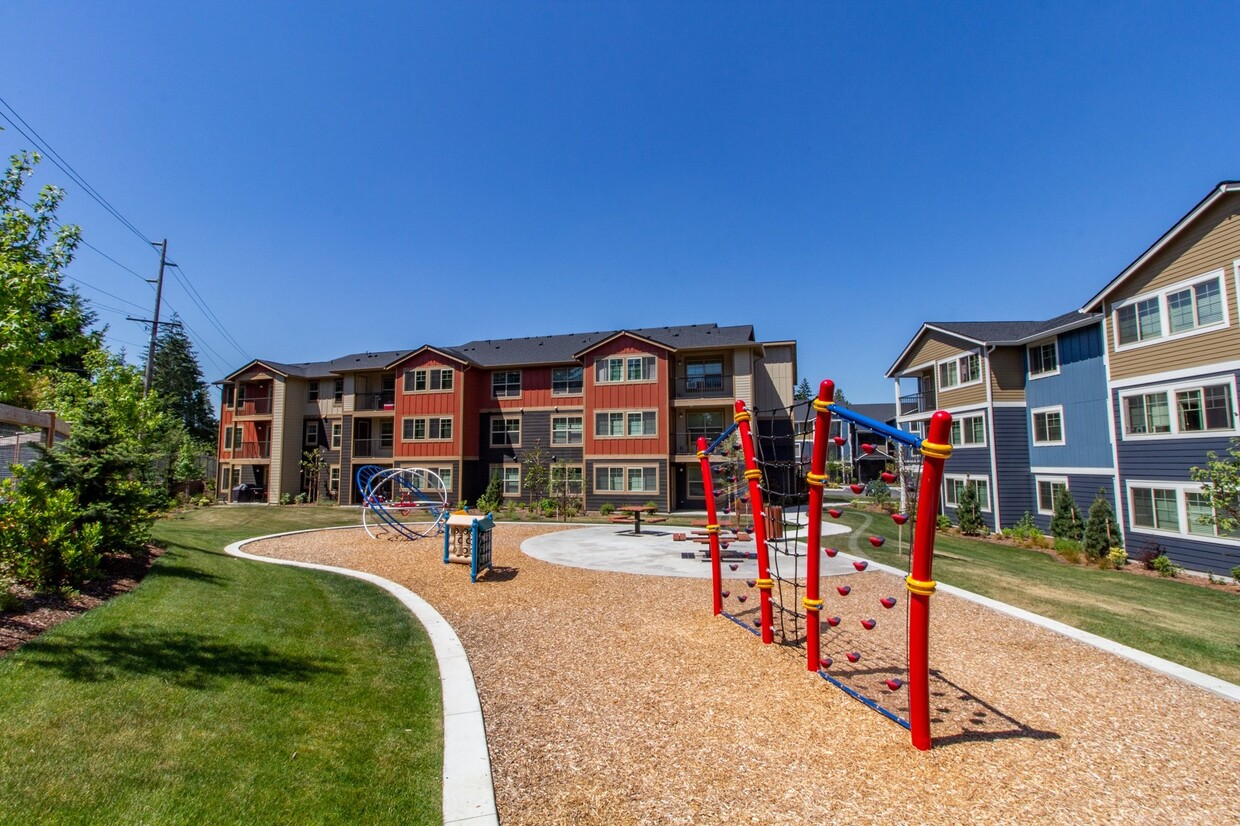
top-left (703, 380), bottom-right (953, 750)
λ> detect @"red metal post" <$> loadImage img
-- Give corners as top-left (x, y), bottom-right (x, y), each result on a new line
top-left (803, 380), bottom-right (835, 671)
top-left (733, 401), bottom-right (774, 643)
top-left (698, 437), bottom-right (724, 616)
top-left (907, 410), bottom-right (952, 751)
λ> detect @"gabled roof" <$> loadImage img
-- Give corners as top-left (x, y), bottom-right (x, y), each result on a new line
top-left (1083, 181), bottom-right (1240, 311)
top-left (885, 310), bottom-right (1101, 377)
top-left (219, 351), bottom-right (407, 382)
top-left (573, 329), bottom-right (675, 359)
top-left (383, 345), bottom-right (471, 370)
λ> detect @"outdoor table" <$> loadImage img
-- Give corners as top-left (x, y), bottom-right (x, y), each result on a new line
top-left (617, 504), bottom-right (655, 534)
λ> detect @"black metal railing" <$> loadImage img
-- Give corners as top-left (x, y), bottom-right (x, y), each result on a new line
top-left (898, 389), bottom-right (935, 416)
top-left (352, 438), bottom-right (393, 458)
top-left (674, 374), bottom-right (733, 398)
top-left (354, 392), bottom-right (396, 411)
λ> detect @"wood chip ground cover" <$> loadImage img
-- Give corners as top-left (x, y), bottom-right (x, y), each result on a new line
top-left (248, 525), bottom-right (1240, 825)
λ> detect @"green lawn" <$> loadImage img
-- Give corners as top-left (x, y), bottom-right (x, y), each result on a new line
top-left (0, 505), bottom-right (443, 825)
top-left (826, 506), bottom-right (1240, 685)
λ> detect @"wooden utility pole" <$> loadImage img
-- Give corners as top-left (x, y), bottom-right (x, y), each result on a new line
top-left (142, 239), bottom-right (168, 395)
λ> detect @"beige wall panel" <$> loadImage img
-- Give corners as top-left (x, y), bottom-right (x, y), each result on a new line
top-left (988, 347), bottom-right (1027, 402)
top-left (281, 378), bottom-right (308, 498)
top-left (899, 330), bottom-right (977, 373)
top-left (937, 381), bottom-right (987, 408)
top-left (755, 344), bottom-right (794, 410)
top-left (1108, 320), bottom-right (1240, 379)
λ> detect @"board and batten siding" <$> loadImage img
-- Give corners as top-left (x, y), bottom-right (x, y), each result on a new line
top-left (993, 406), bottom-right (1033, 530)
top-left (755, 343), bottom-right (795, 412)
top-left (277, 377), bottom-right (308, 501)
top-left (1105, 197), bottom-right (1240, 381)
top-left (1026, 324), bottom-right (1112, 470)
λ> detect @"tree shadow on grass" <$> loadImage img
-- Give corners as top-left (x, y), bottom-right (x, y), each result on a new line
top-left (20, 627), bottom-right (344, 691)
top-left (144, 565), bottom-right (228, 586)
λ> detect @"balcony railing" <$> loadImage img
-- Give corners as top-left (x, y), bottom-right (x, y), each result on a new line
top-left (235, 440), bottom-right (270, 459)
top-left (236, 397), bottom-right (272, 416)
top-left (354, 392), bottom-right (396, 411)
top-left (353, 438), bottom-right (393, 458)
top-left (674, 375), bottom-right (733, 398)
top-left (898, 389), bottom-right (935, 417)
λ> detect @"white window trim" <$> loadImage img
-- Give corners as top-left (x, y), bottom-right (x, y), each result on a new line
top-left (551, 366), bottom-right (584, 396)
top-left (593, 464), bottom-right (660, 494)
top-left (1031, 405), bottom-right (1067, 446)
top-left (594, 409), bottom-right (658, 438)
top-left (1034, 475), bottom-right (1069, 515)
top-left (1117, 374), bottom-right (1239, 440)
top-left (942, 473), bottom-right (993, 513)
top-left (401, 416), bottom-right (454, 442)
top-left (1124, 479), bottom-right (1238, 545)
top-left (491, 464), bottom-right (521, 497)
top-left (595, 355), bottom-right (657, 384)
top-left (1027, 338), bottom-right (1061, 380)
top-left (935, 351), bottom-right (983, 392)
top-left (1112, 268), bottom-right (1230, 353)
top-left (550, 415), bottom-right (584, 445)
top-left (490, 415), bottom-right (522, 448)
top-left (491, 370), bottom-right (522, 399)
top-left (949, 412), bottom-right (988, 448)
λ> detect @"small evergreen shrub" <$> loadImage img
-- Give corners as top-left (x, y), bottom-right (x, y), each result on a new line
top-left (1232, 566), bottom-right (1240, 585)
top-left (476, 475), bottom-right (503, 513)
top-left (865, 479), bottom-right (892, 510)
top-left (1150, 554), bottom-right (1179, 577)
top-left (956, 482), bottom-right (985, 536)
top-left (936, 514), bottom-right (952, 531)
top-left (1082, 490), bottom-right (1120, 561)
top-left (600, 503), bottom-right (616, 516)
top-left (1050, 489), bottom-right (1084, 544)
top-left (279, 492), bottom-right (293, 505)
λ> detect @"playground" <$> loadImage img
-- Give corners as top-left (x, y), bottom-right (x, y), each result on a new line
top-left (248, 521), bottom-right (1240, 825)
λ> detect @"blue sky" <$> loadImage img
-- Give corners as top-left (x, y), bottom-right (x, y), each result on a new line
top-left (4, 1), bottom-right (1239, 404)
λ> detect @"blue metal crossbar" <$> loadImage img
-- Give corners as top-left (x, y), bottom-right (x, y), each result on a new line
top-left (702, 422), bottom-right (740, 456)
top-left (825, 403), bottom-right (921, 449)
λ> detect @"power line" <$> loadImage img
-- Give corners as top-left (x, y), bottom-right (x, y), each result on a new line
top-left (167, 265), bottom-right (249, 360)
top-left (64, 274), bottom-right (149, 313)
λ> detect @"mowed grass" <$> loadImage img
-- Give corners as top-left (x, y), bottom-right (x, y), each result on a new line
top-left (825, 506), bottom-right (1240, 685)
top-left (0, 505), bottom-right (443, 825)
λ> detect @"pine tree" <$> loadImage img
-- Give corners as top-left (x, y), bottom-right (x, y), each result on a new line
top-left (1083, 490), bottom-right (1120, 561)
top-left (794, 378), bottom-right (812, 401)
top-left (1050, 488), bottom-right (1084, 543)
top-left (150, 315), bottom-right (218, 442)
top-left (956, 481), bottom-right (985, 535)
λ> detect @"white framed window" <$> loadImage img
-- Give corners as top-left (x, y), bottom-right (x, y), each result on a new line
top-left (596, 357), bottom-right (625, 383)
top-left (1028, 341), bottom-right (1059, 378)
top-left (551, 415), bottom-right (583, 445)
top-left (943, 474), bottom-right (991, 512)
top-left (331, 422), bottom-right (341, 449)
top-left (937, 352), bottom-right (981, 391)
top-left (1035, 476), bottom-right (1069, 515)
top-left (405, 367), bottom-right (453, 392)
top-left (304, 420), bottom-right (318, 446)
top-left (552, 366), bottom-right (583, 395)
top-left (595, 410), bottom-right (656, 438)
top-left (1113, 270), bottom-right (1228, 350)
top-left (627, 356), bottom-right (656, 381)
top-left (492, 370), bottom-right (521, 398)
top-left (491, 465), bottom-right (520, 496)
top-left (402, 417), bottom-right (453, 441)
top-left (949, 413), bottom-right (986, 447)
top-left (333, 379), bottom-right (344, 403)
top-left (550, 463), bottom-right (584, 495)
top-left (329, 466), bottom-right (340, 492)
top-left (594, 465), bottom-right (658, 493)
top-left (224, 426), bottom-right (233, 449)
top-left (596, 356), bottom-right (656, 383)
top-left (1032, 406), bottom-right (1065, 445)
top-left (308, 381), bottom-right (320, 402)
top-left (1121, 379), bottom-right (1237, 438)
top-left (1127, 480), bottom-right (1232, 540)
top-left (627, 410), bottom-right (657, 436)
top-left (490, 416), bottom-right (521, 447)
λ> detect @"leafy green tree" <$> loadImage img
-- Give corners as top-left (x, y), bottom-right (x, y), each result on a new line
top-left (1191, 439), bottom-right (1240, 534)
top-left (0, 151), bottom-right (101, 406)
top-left (1050, 488), bottom-right (1084, 543)
top-left (956, 481), bottom-right (985, 536)
top-left (149, 314), bottom-right (218, 442)
top-left (301, 447), bottom-right (327, 502)
top-left (520, 440), bottom-right (550, 506)
top-left (0, 468), bottom-right (102, 590)
top-left (1083, 490), bottom-right (1120, 561)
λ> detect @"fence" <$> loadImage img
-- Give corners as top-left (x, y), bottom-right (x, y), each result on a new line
top-left (0, 403), bottom-right (72, 483)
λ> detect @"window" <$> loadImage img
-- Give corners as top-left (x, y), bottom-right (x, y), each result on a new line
top-left (329, 466), bottom-right (340, 492)
top-left (595, 410), bottom-right (655, 437)
top-left (490, 416), bottom-right (521, 447)
top-left (627, 356), bottom-right (656, 381)
top-left (1128, 482), bottom-right (1231, 539)
top-left (308, 381), bottom-right (319, 402)
top-left (491, 465), bottom-right (520, 496)
top-left (1114, 272), bottom-right (1227, 348)
top-left (627, 411), bottom-right (657, 436)
top-left (379, 420), bottom-right (394, 447)
top-left (944, 475), bottom-right (991, 511)
top-left (331, 422), bottom-right (342, 449)
top-left (594, 465), bottom-right (658, 492)
top-left (402, 417), bottom-right (453, 441)
top-left (1028, 342), bottom-right (1059, 377)
top-left (1123, 382), bottom-right (1235, 437)
top-left (223, 426), bottom-right (233, 449)
top-left (552, 366), bottom-right (583, 395)
top-left (223, 385), bottom-right (234, 407)
top-left (1116, 298), bottom-right (1161, 345)
top-left (231, 467), bottom-right (242, 489)
top-left (233, 426), bottom-right (243, 450)
top-left (685, 359), bottom-right (724, 391)
top-left (333, 379), bottom-right (344, 403)
top-left (1032, 408), bottom-right (1065, 445)
top-left (551, 416), bottom-right (583, 445)
top-left (596, 411), bottom-right (624, 437)
top-left (405, 368), bottom-right (454, 392)
top-left (1131, 486), bottom-right (1178, 531)
top-left (550, 464), bottom-right (584, 495)
top-left (304, 421), bottom-right (318, 446)
top-left (434, 467), bottom-right (453, 494)
top-left (596, 358), bottom-right (624, 383)
top-left (596, 356), bottom-right (655, 383)
top-left (492, 370), bottom-right (521, 398)
top-left (1036, 478), bottom-right (1068, 514)
top-left (1184, 491), bottom-right (1216, 537)
top-left (938, 353), bottom-right (980, 390)
top-left (949, 414), bottom-right (985, 447)
top-left (1167, 279), bottom-right (1224, 333)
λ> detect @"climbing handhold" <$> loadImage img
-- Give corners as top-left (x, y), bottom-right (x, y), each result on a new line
top-left (728, 563), bottom-right (738, 571)
top-left (825, 616), bottom-right (841, 627)
top-left (849, 484), bottom-right (865, 494)
top-left (860, 618), bottom-right (876, 630)
top-left (861, 443), bottom-right (876, 454)
top-left (820, 657), bottom-right (833, 669)
top-left (828, 508), bottom-right (842, 519)
top-left (746, 579), bottom-right (756, 588)
top-left (722, 542), bottom-right (730, 550)
top-left (846, 651), bottom-right (861, 663)
top-left (824, 547), bottom-right (838, 557)
top-left (890, 513), bottom-right (908, 525)
top-left (837, 585), bottom-right (851, 596)
top-left (737, 594), bottom-right (748, 603)
top-left (885, 678), bottom-right (904, 691)
top-left (832, 436), bottom-right (846, 447)
top-left (880, 597), bottom-right (897, 609)
top-left (853, 560), bottom-right (868, 571)
top-left (868, 536), bottom-right (885, 548)
top-left (721, 590), bottom-right (730, 598)
top-left (753, 618), bottom-right (761, 627)
top-left (881, 471), bottom-right (897, 484)
top-left (713, 489), bottom-right (722, 497)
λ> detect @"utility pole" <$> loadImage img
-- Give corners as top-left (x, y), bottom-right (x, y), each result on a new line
top-left (142, 239), bottom-right (168, 395)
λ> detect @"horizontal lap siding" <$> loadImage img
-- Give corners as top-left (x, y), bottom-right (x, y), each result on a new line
top-left (1028, 472), bottom-right (1116, 533)
top-left (900, 331), bottom-right (976, 372)
top-left (989, 347), bottom-right (1026, 403)
top-left (585, 459), bottom-right (669, 511)
top-left (941, 445), bottom-right (994, 530)
top-left (1123, 530), bottom-right (1240, 575)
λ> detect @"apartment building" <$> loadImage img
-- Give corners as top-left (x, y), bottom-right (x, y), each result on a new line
top-left (216, 323), bottom-right (796, 512)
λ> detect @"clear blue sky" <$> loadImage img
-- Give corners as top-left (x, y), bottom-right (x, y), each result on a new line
top-left (4, 1), bottom-right (1239, 404)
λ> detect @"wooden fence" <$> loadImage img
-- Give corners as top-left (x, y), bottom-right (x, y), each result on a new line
top-left (0, 403), bottom-right (72, 481)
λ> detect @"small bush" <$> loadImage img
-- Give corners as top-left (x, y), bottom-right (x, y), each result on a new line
top-left (1053, 537), bottom-right (1081, 564)
top-left (1150, 554), bottom-right (1179, 577)
top-left (865, 479), bottom-right (892, 510)
top-left (279, 492), bottom-right (293, 505)
top-left (294, 492), bottom-right (308, 505)
top-left (539, 498), bottom-right (558, 518)
top-left (1232, 566), bottom-right (1240, 585)
top-left (956, 482), bottom-right (985, 536)
top-left (600, 503), bottom-right (616, 516)
top-left (1004, 512), bottom-right (1042, 542)
top-left (644, 501), bottom-right (658, 511)
top-left (0, 588), bottom-right (24, 612)
top-left (936, 514), bottom-right (952, 531)
top-left (0, 474), bottom-right (103, 590)
top-left (1050, 489), bottom-right (1084, 544)
top-left (1137, 542), bottom-right (1166, 570)
top-left (1107, 547), bottom-right (1128, 569)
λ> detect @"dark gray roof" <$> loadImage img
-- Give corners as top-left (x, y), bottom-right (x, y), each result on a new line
top-left (926, 310), bottom-right (1095, 345)
top-left (851, 403), bottom-right (897, 424)
top-left (448, 323), bottom-right (757, 368)
top-left (224, 351), bottom-right (407, 381)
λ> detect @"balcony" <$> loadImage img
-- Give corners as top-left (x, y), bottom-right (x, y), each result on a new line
top-left (674, 374), bottom-right (733, 398)
top-left (236, 397), bottom-right (272, 416)
top-left (235, 440), bottom-right (271, 459)
top-left (354, 391), bottom-right (396, 412)
top-left (353, 438), bottom-right (393, 459)
top-left (898, 389), bottom-right (935, 417)
top-left (675, 429), bottom-right (727, 454)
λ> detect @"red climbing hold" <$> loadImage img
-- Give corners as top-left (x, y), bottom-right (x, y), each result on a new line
top-left (837, 585), bottom-right (851, 596)
top-left (861, 443), bottom-right (876, 454)
top-left (824, 547), bottom-right (838, 557)
top-left (728, 563), bottom-right (738, 571)
top-left (846, 651), bottom-right (861, 663)
top-left (832, 436), bottom-right (846, 447)
top-left (746, 579), bottom-right (756, 588)
top-left (820, 657), bottom-right (833, 669)
top-left (880, 597), bottom-right (897, 609)
top-left (721, 543), bottom-right (730, 550)
top-left (721, 590), bottom-right (730, 598)
top-left (860, 618), bottom-right (877, 630)
top-left (853, 560), bottom-right (869, 571)
top-left (881, 471), bottom-right (897, 484)
top-left (890, 513), bottom-right (908, 525)
top-left (826, 616), bottom-right (841, 627)
top-left (737, 594), bottom-right (748, 603)
top-left (869, 536), bottom-right (885, 548)
top-left (828, 508), bottom-right (842, 519)
top-left (849, 484), bottom-right (865, 494)
top-left (753, 618), bottom-right (761, 627)
top-left (885, 678), bottom-right (904, 691)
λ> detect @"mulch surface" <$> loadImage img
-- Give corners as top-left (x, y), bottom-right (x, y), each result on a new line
top-left (251, 524), bottom-right (1240, 825)
top-left (0, 547), bottom-right (162, 657)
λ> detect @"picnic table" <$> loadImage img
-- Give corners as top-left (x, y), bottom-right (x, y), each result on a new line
top-left (611, 504), bottom-right (666, 535)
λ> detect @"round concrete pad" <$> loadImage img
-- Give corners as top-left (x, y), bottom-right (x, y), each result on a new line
top-left (520, 523), bottom-right (856, 579)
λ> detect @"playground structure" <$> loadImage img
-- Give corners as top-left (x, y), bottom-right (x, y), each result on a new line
top-left (443, 511), bottom-right (495, 582)
top-left (701, 380), bottom-right (951, 750)
top-left (355, 465), bottom-right (451, 540)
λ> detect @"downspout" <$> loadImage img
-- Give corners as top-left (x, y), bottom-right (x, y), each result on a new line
top-left (1099, 315), bottom-right (1125, 544)
top-left (984, 345), bottom-right (1003, 532)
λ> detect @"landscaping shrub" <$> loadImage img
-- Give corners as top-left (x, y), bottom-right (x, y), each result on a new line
top-left (1053, 537), bottom-right (1082, 564)
top-left (1233, 566), bottom-right (1240, 585)
top-left (956, 482), bottom-right (985, 535)
top-left (1082, 490), bottom-right (1120, 561)
top-left (0, 472), bottom-right (102, 590)
top-left (1107, 547), bottom-right (1128, 569)
top-left (279, 492), bottom-right (293, 505)
top-left (1003, 512), bottom-right (1043, 543)
top-left (539, 498), bottom-right (558, 518)
top-left (600, 503), bottom-right (616, 516)
top-left (1050, 489), bottom-right (1084, 544)
top-left (1151, 554), bottom-right (1179, 577)
top-left (1137, 542), bottom-right (1167, 570)
top-left (936, 514), bottom-right (952, 531)
top-left (865, 479), bottom-right (892, 510)
top-left (476, 475), bottom-right (503, 513)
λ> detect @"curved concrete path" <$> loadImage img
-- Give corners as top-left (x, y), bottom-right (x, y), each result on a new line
top-left (225, 528), bottom-right (497, 826)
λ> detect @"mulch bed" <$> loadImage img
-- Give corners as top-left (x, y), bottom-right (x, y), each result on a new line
top-left (0, 547), bottom-right (162, 658)
top-left (251, 524), bottom-right (1240, 825)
